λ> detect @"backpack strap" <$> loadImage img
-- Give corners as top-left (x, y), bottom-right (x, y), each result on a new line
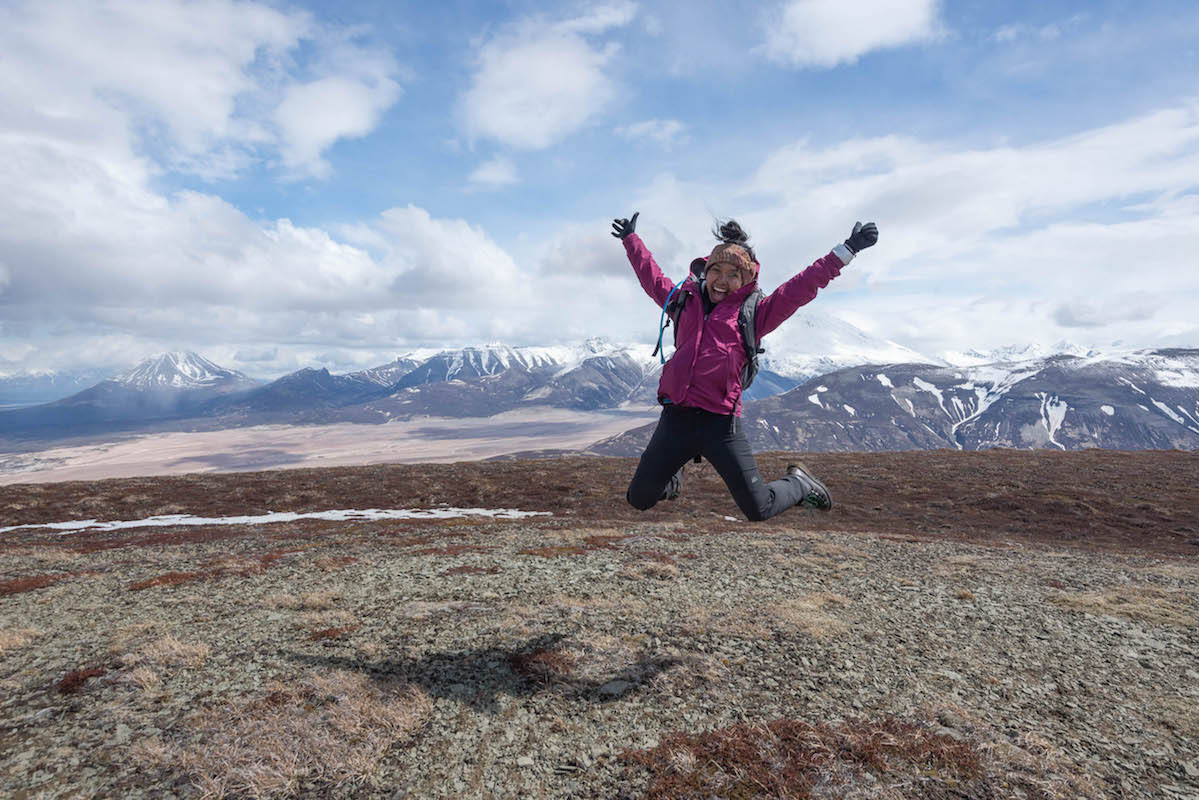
top-left (652, 279), bottom-right (692, 364)
top-left (737, 289), bottom-right (766, 389)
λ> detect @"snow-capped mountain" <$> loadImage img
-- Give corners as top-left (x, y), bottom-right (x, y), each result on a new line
top-left (0, 352), bottom-right (260, 440)
top-left (113, 352), bottom-right (256, 390)
top-left (346, 355), bottom-right (431, 388)
top-left (940, 340), bottom-right (1107, 367)
top-left (0, 368), bottom-right (116, 407)
top-left (370, 339), bottom-right (661, 417)
top-left (592, 348), bottom-right (1199, 455)
top-left (760, 309), bottom-right (943, 380)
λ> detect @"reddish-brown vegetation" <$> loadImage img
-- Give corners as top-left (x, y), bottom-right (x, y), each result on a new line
top-left (309, 624), bottom-right (360, 641)
top-left (517, 545), bottom-right (589, 558)
top-left (508, 648), bottom-right (576, 684)
top-left (0, 573), bottom-right (67, 596)
top-left (623, 717), bottom-right (985, 799)
top-left (128, 571), bottom-right (210, 592)
top-left (2, 451), bottom-right (1196, 555)
top-left (56, 667), bottom-right (107, 694)
top-left (314, 555), bottom-right (359, 570)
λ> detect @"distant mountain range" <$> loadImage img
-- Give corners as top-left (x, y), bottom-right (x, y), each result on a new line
top-left (2, 322), bottom-right (1196, 453)
top-left (591, 348), bottom-right (1199, 455)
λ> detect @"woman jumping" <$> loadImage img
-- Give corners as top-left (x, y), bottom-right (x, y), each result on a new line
top-left (612, 212), bottom-right (878, 521)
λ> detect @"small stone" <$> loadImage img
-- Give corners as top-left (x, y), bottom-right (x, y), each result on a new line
top-left (600, 680), bottom-right (633, 698)
top-left (1182, 760), bottom-right (1199, 778)
top-left (516, 756), bottom-right (534, 768)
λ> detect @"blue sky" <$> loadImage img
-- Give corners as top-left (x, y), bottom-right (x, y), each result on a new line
top-left (1, 0), bottom-right (1197, 377)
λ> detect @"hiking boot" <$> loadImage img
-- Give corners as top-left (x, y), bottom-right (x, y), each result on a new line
top-left (663, 465), bottom-right (684, 501)
top-left (787, 463), bottom-right (832, 511)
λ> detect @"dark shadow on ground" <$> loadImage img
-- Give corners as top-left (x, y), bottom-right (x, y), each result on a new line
top-left (407, 422), bottom-right (593, 440)
top-left (282, 632), bottom-right (684, 714)
top-left (166, 449), bottom-right (307, 469)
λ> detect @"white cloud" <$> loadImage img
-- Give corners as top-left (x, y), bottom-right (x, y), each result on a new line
top-left (0, 0), bottom-right (402, 180)
top-left (458, 3), bottom-right (636, 150)
top-left (761, 0), bottom-right (944, 68)
top-left (992, 15), bottom-right (1087, 44)
top-left (275, 75), bottom-right (401, 179)
top-left (615, 118), bottom-right (687, 146)
top-left (467, 157), bottom-right (520, 188)
top-left (612, 104), bottom-right (1199, 356)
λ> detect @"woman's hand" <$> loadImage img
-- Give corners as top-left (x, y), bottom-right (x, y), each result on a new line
top-left (611, 212), bottom-right (639, 240)
top-left (844, 221), bottom-right (879, 254)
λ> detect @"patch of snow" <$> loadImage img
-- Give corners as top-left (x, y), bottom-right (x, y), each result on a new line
top-left (816, 386), bottom-right (828, 392)
top-left (1100, 405), bottom-right (1114, 416)
top-left (912, 378), bottom-right (947, 416)
top-left (0, 507), bottom-right (554, 535)
top-left (1152, 399), bottom-right (1186, 426)
top-left (876, 374), bottom-right (893, 388)
top-left (1119, 377), bottom-right (1146, 395)
top-left (808, 394), bottom-right (823, 408)
top-left (1156, 368), bottom-right (1199, 388)
top-left (843, 404), bottom-right (856, 416)
top-left (1036, 392), bottom-right (1068, 450)
top-left (1137, 404), bottom-right (1149, 412)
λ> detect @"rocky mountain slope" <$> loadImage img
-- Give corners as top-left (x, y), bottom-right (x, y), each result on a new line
top-left (592, 348), bottom-right (1199, 455)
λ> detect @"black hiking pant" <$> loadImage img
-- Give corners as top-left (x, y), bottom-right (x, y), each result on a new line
top-left (626, 404), bottom-right (808, 522)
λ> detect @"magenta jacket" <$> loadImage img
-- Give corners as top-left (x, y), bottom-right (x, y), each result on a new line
top-left (624, 233), bottom-right (853, 416)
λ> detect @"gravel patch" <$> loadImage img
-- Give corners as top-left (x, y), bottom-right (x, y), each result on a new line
top-left (1, 515), bottom-right (1196, 798)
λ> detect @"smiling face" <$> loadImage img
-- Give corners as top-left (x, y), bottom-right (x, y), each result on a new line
top-left (705, 262), bottom-right (745, 303)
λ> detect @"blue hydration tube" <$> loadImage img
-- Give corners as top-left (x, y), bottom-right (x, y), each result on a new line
top-left (656, 282), bottom-right (682, 365)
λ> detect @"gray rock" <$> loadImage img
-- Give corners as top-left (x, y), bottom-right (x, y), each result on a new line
top-left (516, 756), bottom-right (534, 768)
top-left (600, 680), bottom-right (633, 698)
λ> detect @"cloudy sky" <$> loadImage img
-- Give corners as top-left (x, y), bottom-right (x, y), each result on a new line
top-left (1, 0), bottom-right (1197, 378)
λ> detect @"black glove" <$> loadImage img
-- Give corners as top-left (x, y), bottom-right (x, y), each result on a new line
top-left (611, 212), bottom-right (639, 240)
top-left (844, 221), bottom-right (878, 254)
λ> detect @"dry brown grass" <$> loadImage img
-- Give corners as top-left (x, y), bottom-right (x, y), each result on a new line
top-left (1049, 585), bottom-right (1197, 627)
top-left (811, 541), bottom-right (872, 559)
top-left (296, 610), bottom-right (357, 630)
top-left (268, 590), bottom-right (340, 610)
top-left (136, 670), bottom-right (432, 798)
top-left (1134, 562), bottom-right (1199, 581)
top-left (769, 553), bottom-right (834, 570)
top-left (122, 665), bottom-right (162, 690)
top-left (621, 561), bottom-right (679, 581)
top-left (679, 605), bottom-right (770, 639)
top-left (766, 593), bottom-right (851, 639)
top-left (1151, 694), bottom-right (1199, 737)
top-left (120, 634), bottom-right (211, 669)
top-left (395, 600), bottom-right (484, 620)
top-left (956, 589), bottom-right (976, 601)
top-left (0, 547), bottom-right (82, 566)
top-left (935, 554), bottom-right (990, 576)
top-left (0, 627), bottom-right (41, 654)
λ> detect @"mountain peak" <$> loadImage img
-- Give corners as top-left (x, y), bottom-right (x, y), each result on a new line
top-left (114, 351), bottom-right (252, 390)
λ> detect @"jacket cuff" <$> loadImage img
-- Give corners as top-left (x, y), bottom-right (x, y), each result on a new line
top-left (832, 243), bottom-right (854, 266)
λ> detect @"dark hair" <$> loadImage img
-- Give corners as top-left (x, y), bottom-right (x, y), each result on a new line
top-left (712, 218), bottom-right (756, 263)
